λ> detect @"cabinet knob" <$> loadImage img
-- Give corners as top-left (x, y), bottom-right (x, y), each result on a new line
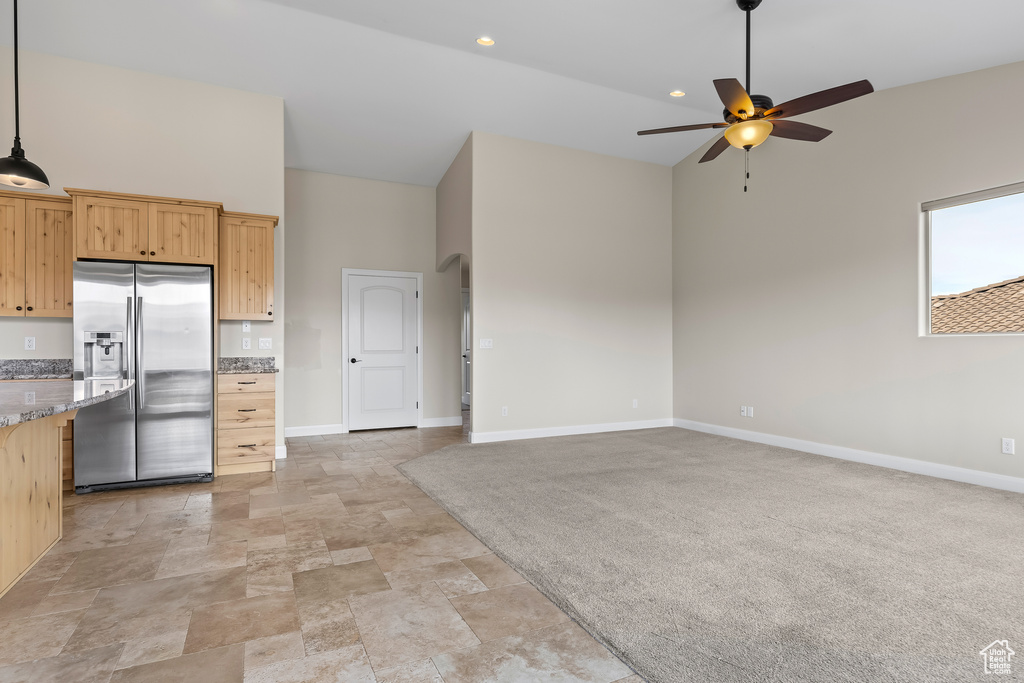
top-left (140, 250), bottom-right (146, 255)
top-left (15, 306), bottom-right (22, 311)
top-left (268, 311), bottom-right (272, 316)
top-left (150, 251), bottom-right (156, 256)
top-left (26, 306), bottom-right (32, 311)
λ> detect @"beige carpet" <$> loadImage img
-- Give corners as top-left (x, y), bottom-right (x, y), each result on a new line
top-left (399, 427), bottom-right (1024, 682)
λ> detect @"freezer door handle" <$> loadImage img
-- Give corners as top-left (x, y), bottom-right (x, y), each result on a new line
top-left (136, 296), bottom-right (144, 409)
top-left (126, 296), bottom-right (134, 410)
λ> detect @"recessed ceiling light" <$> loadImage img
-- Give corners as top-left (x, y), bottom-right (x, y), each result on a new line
top-left (669, 90), bottom-right (686, 97)
top-left (477, 36), bottom-right (495, 46)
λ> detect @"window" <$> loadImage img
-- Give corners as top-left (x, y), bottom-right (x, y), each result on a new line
top-left (924, 182), bottom-right (1024, 335)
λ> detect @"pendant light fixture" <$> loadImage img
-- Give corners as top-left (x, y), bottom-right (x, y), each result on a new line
top-left (0, 0), bottom-right (48, 189)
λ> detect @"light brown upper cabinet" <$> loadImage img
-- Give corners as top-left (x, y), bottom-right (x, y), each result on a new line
top-left (219, 211), bottom-right (277, 320)
top-left (68, 189), bottom-right (221, 265)
top-left (149, 203), bottom-right (218, 264)
top-left (0, 192), bottom-right (74, 317)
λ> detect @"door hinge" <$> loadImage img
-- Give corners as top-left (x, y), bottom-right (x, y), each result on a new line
top-left (416, 346), bottom-right (419, 353)
top-left (416, 291), bottom-right (419, 299)
top-left (416, 401), bottom-right (419, 408)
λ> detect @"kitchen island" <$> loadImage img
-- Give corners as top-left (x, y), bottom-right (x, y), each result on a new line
top-left (0, 379), bottom-right (133, 598)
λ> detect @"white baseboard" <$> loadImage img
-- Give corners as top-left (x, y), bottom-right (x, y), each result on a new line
top-left (419, 416), bottom-right (464, 428)
top-left (284, 423), bottom-right (348, 438)
top-left (275, 445), bottom-right (287, 460)
top-left (470, 418), bottom-right (674, 444)
top-left (674, 418), bottom-right (1024, 494)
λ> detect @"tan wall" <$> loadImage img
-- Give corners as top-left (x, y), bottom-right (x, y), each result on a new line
top-left (0, 51), bottom-right (286, 445)
top-left (470, 132), bottom-right (673, 436)
top-left (673, 60), bottom-right (1024, 479)
top-left (284, 169), bottom-right (462, 432)
top-left (436, 135), bottom-right (472, 272)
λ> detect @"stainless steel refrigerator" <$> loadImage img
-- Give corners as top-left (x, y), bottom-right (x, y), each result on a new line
top-left (73, 262), bottom-right (214, 492)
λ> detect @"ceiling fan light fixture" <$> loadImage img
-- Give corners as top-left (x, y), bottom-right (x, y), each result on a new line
top-left (724, 118), bottom-right (773, 149)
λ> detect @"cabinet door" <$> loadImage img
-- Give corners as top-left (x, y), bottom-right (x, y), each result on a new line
top-left (219, 216), bottom-right (274, 320)
top-left (0, 197), bottom-right (25, 316)
top-left (25, 200), bottom-right (74, 317)
top-left (149, 204), bottom-right (217, 264)
top-left (74, 195), bottom-right (148, 261)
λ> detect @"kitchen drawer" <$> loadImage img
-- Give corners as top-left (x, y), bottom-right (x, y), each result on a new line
top-left (218, 393), bottom-right (275, 429)
top-left (217, 426), bottom-right (275, 465)
top-left (218, 373), bottom-right (275, 394)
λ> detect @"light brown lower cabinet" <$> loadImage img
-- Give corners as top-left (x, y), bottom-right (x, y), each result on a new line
top-left (1, 411), bottom-right (72, 598)
top-left (62, 420), bottom-right (74, 492)
top-left (217, 373), bottom-right (276, 470)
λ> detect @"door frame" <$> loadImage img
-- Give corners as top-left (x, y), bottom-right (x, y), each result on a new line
top-left (341, 268), bottom-right (424, 431)
top-left (461, 287), bottom-right (471, 406)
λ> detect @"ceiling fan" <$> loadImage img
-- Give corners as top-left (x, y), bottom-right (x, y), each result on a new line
top-left (638, 0), bottom-right (873, 164)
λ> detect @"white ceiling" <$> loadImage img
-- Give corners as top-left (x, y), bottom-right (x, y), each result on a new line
top-left (11, 0), bottom-right (1024, 186)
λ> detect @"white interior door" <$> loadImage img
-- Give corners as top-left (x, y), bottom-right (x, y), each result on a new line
top-left (461, 288), bottom-right (471, 406)
top-left (347, 273), bottom-right (419, 430)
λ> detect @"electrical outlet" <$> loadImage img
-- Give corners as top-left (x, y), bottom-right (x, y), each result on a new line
top-left (24, 391), bottom-right (35, 405)
top-left (24, 336), bottom-right (35, 351)
top-left (501, 406), bottom-right (508, 417)
top-left (740, 406), bottom-right (747, 417)
top-left (242, 337), bottom-right (252, 350)
top-left (258, 338), bottom-right (272, 350)
top-left (480, 338), bottom-right (494, 349)
top-left (632, 398), bottom-right (638, 408)
top-left (747, 406), bottom-right (754, 418)
top-left (1002, 438), bottom-right (1015, 455)
top-left (242, 321), bottom-right (251, 333)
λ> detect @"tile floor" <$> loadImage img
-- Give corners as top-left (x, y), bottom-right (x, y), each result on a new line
top-left (0, 421), bottom-right (641, 682)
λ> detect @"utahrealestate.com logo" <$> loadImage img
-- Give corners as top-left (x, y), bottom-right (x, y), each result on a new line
top-left (980, 640), bottom-right (1015, 675)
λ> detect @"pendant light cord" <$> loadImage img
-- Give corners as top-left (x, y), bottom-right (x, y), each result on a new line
top-left (12, 0), bottom-right (20, 145)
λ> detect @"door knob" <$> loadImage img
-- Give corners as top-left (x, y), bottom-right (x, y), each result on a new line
top-left (350, 358), bottom-right (362, 363)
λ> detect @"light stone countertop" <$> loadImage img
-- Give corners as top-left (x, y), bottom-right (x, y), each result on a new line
top-left (0, 379), bottom-right (134, 428)
top-left (0, 359), bottom-right (73, 380)
top-left (218, 356), bottom-right (278, 374)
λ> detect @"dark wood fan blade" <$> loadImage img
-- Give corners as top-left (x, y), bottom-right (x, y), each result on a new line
top-left (637, 122), bottom-right (727, 136)
top-left (769, 120), bottom-right (832, 142)
top-left (698, 136), bottom-right (731, 163)
top-left (764, 80), bottom-right (873, 119)
top-left (713, 78), bottom-right (755, 118)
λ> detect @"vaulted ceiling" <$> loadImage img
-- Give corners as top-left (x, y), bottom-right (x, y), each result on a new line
top-left (14, 0), bottom-right (1024, 185)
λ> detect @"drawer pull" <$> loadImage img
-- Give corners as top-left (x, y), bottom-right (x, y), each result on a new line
top-left (238, 381), bottom-right (257, 385)
top-left (238, 408), bottom-right (257, 412)
top-left (238, 443), bottom-right (257, 448)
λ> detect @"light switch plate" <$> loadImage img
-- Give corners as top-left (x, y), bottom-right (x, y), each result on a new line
top-left (258, 338), bottom-right (272, 350)
top-left (480, 338), bottom-right (493, 349)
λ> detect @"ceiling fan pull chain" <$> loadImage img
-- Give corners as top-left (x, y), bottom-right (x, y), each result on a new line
top-left (744, 148), bottom-right (749, 192)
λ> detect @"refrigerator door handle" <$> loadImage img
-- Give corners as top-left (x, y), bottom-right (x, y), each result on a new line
top-left (126, 296), bottom-right (134, 410)
top-left (136, 296), bottom-right (144, 410)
